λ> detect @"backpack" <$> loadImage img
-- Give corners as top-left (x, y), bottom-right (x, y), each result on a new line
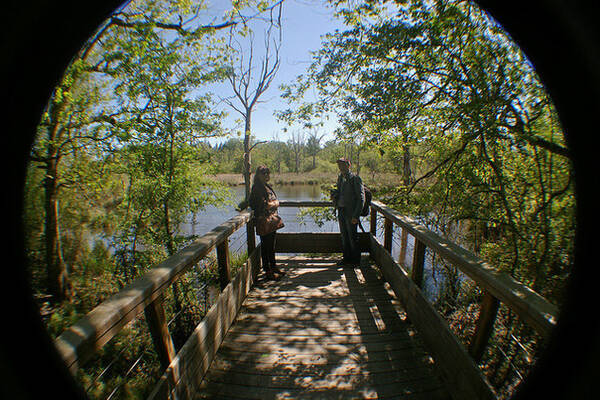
top-left (360, 186), bottom-right (372, 216)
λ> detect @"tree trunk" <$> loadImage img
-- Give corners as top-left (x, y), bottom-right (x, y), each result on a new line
top-left (44, 159), bottom-right (69, 302)
top-left (243, 111), bottom-right (252, 199)
top-left (402, 144), bottom-right (412, 186)
top-left (165, 116), bottom-right (183, 314)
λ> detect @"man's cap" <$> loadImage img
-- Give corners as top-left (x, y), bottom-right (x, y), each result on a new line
top-left (336, 157), bottom-right (351, 166)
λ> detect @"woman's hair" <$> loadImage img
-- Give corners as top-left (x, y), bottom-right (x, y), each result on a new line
top-left (253, 165), bottom-right (270, 185)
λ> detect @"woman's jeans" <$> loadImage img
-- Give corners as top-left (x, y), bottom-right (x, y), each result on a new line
top-left (338, 208), bottom-right (360, 263)
top-left (260, 231), bottom-right (277, 269)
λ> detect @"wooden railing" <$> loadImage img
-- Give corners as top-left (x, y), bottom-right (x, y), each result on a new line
top-left (53, 200), bottom-right (558, 400)
top-left (367, 200), bottom-right (559, 400)
top-left (55, 210), bottom-right (255, 374)
top-left (369, 200), bottom-right (558, 342)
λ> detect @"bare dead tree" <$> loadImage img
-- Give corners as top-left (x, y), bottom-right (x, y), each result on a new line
top-left (222, 3), bottom-right (283, 198)
top-left (288, 130), bottom-right (305, 173)
top-left (306, 128), bottom-right (326, 170)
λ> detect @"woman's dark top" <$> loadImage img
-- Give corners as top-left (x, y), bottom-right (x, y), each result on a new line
top-left (248, 182), bottom-right (278, 218)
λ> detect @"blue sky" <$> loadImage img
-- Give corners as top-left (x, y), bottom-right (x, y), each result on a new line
top-left (206, 0), bottom-right (347, 143)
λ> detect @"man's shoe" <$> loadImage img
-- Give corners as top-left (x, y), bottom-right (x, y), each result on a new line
top-left (272, 265), bottom-right (286, 276)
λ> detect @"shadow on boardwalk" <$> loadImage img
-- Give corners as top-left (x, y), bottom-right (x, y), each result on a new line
top-left (196, 255), bottom-right (451, 399)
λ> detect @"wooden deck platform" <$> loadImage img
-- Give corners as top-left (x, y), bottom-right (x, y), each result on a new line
top-left (195, 255), bottom-right (452, 399)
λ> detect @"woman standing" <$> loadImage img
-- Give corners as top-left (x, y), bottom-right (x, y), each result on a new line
top-left (249, 166), bottom-right (285, 280)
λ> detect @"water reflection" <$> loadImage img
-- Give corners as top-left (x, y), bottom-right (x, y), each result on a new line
top-left (181, 184), bottom-right (338, 249)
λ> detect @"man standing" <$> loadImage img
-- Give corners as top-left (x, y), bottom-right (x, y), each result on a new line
top-left (331, 158), bottom-right (365, 266)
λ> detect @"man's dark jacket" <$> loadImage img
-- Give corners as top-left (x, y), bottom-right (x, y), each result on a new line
top-left (334, 172), bottom-right (365, 219)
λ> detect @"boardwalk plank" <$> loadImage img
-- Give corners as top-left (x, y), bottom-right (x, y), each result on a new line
top-left (195, 381), bottom-right (450, 400)
top-left (195, 257), bottom-right (451, 400)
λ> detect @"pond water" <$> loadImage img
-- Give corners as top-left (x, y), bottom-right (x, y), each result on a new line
top-left (180, 184), bottom-right (335, 237)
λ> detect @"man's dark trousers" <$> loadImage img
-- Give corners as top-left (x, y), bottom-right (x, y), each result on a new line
top-left (338, 208), bottom-right (360, 264)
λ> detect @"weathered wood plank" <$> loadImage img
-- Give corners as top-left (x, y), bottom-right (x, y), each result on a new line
top-left (207, 352), bottom-right (434, 371)
top-left (370, 206), bottom-right (378, 234)
top-left (246, 219), bottom-right (256, 254)
top-left (216, 239), bottom-right (230, 290)
top-left (371, 201), bottom-right (557, 337)
top-left (469, 291), bottom-right (500, 362)
top-left (237, 303), bottom-right (406, 319)
top-left (207, 356), bottom-right (435, 375)
top-left (203, 365), bottom-right (438, 386)
top-left (196, 378), bottom-right (449, 400)
top-left (55, 212), bottom-right (251, 372)
top-left (144, 295), bottom-right (176, 370)
top-left (224, 320), bottom-right (412, 336)
top-left (216, 337), bottom-right (424, 354)
top-left (278, 200), bottom-right (333, 207)
top-left (232, 312), bottom-right (413, 329)
top-left (399, 228), bottom-right (409, 266)
top-left (200, 370), bottom-right (447, 394)
top-left (196, 256), bottom-right (451, 400)
top-left (411, 239), bottom-right (426, 288)
top-left (370, 235), bottom-right (495, 400)
top-left (384, 217), bottom-right (393, 252)
top-left (221, 332), bottom-right (415, 345)
top-left (209, 346), bottom-right (433, 367)
top-left (148, 246), bottom-right (261, 400)
top-left (274, 232), bottom-right (370, 253)
top-left (244, 292), bottom-right (402, 303)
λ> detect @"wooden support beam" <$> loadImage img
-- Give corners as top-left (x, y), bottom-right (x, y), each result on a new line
top-left (469, 291), bottom-right (500, 363)
top-left (217, 239), bottom-right (230, 291)
top-left (383, 217), bottom-right (393, 253)
top-left (370, 207), bottom-right (377, 235)
top-left (399, 229), bottom-right (408, 267)
top-left (246, 219), bottom-right (256, 255)
top-left (411, 239), bottom-right (426, 288)
top-left (144, 294), bottom-right (176, 370)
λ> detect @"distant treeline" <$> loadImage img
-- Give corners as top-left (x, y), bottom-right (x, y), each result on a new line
top-left (199, 136), bottom-right (401, 177)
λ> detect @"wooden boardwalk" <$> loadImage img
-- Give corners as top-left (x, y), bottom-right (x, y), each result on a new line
top-left (196, 255), bottom-right (451, 399)
top-left (56, 204), bottom-right (557, 400)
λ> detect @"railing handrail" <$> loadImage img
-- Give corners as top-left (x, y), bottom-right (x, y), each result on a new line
top-left (370, 200), bottom-right (558, 338)
top-left (278, 200), bottom-right (332, 207)
top-left (54, 210), bottom-right (251, 372)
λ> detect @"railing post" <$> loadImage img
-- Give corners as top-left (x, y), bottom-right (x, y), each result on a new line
top-left (144, 294), bottom-right (176, 370)
top-left (399, 228), bottom-right (408, 267)
top-left (370, 207), bottom-right (377, 235)
top-left (411, 239), bottom-right (426, 287)
top-left (246, 218), bottom-right (256, 255)
top-left (383, 217), bottom-right (393, 253)
top-left (217, 239), bottom-right (230, 290)
top-left (469, 290), bottom-right (500, 363)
